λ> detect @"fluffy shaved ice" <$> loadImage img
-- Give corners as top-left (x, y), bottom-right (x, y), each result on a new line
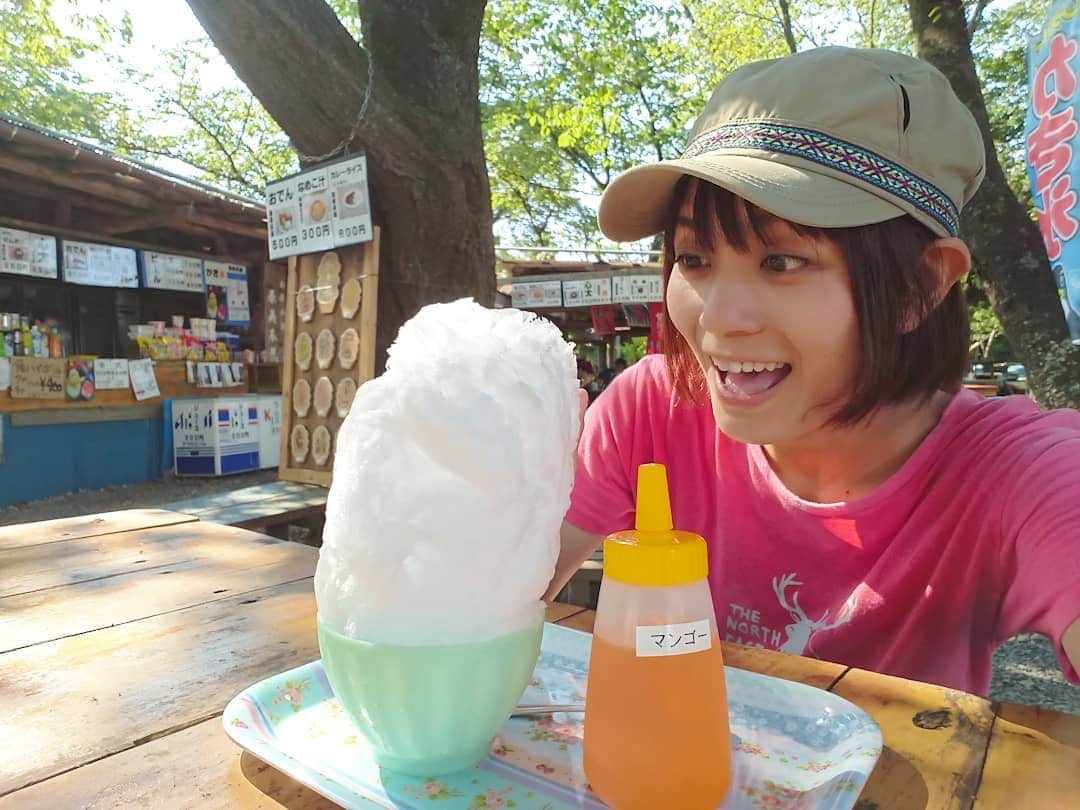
top-left (315, 299), bottom-right (580, 645)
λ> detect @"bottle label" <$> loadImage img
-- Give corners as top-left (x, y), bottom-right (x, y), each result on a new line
top-left (635, 619), bottom-right (713, 657)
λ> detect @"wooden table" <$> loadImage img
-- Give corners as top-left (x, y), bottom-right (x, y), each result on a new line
top-left (2, 510), bottom-right (1078, 808)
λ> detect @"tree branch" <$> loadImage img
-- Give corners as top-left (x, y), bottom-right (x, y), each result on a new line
top-left (775, 0), bottom-right (798, 54)
top-left (967, 0), bottom-right (990, 38)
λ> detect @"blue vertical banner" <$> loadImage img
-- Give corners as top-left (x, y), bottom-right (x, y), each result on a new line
top-left (1027, 1), bottom-right (1080, 341)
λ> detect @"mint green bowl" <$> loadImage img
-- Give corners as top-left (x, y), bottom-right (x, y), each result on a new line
top-left (316, 608), bottom-right (544, 776)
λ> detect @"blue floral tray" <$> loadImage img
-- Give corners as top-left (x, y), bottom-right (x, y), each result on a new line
top-left (223, 623), bottom-right (881, 809)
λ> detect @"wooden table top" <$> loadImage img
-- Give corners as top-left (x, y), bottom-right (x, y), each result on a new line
top-left (1, 509), bottom-right (1077, 808)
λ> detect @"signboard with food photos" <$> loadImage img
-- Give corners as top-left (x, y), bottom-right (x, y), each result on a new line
top-left (266, 154), bottom-right (374, 260)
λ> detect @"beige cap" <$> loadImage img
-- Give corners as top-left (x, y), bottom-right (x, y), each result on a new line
top-left (598, 47), bottom-right (986, 241)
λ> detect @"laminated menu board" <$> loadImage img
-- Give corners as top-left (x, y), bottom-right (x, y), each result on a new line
top-left (266, 153), bottom-right (374, 260)
top-left (279, 228), bottom-right (380, 486)
top-left (141, 251), bottom-right (204, 293)
top-left (204, 260), bottom-right (251, 326)
top-left (62, 241), bottom-right (138, 287)
top-left (0, 227), bottom-right (58, 279)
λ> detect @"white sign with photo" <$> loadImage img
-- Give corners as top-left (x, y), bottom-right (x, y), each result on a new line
top-left (204, 261), bottom-right (251, 326)
top-left (94, 359), bottom-right (130, 390)
top-left (62, 241), bottom-right (138, 288)
top-left (0, 228), bottom-right (58, 279)
top-left (511, 280), bottom-right (563, 309)
top-left (612, 274), bottom-right (663, 304)
top-left (561, 277), bottom-right (612, 308)
top-left (266, 169), bottom-right (335, 259)
top-left (329, 154), bottom-right (374, 246)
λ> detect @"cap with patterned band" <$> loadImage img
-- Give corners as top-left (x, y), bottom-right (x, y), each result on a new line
top-left (597, 47), bottom-right (986, 243)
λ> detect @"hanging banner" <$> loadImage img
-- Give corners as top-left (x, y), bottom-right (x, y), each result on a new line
top-left (329, 154), bottom-right (374, 246)
top-left (647, 302), bottom-right (665, 355)
top-left (266, 153), bottom-right (374, 260)
top-left (204, 260), bottom-right (251, 326)
top-left (1027, 3), bottom-right (1080, 341)
top-left (590, 305), bottom-right (618, 336)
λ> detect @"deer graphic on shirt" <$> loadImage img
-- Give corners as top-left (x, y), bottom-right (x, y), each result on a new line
top-left (772, 573), bottom-right (858, 655)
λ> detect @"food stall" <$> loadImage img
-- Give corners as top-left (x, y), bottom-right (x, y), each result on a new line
top-left (0, 115), bottom-right (283, 505)
top-left (496, 253), bottom-right (664, 370)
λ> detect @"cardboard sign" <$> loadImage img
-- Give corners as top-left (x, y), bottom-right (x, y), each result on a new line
top-left (11, 357), bottom-right (66, 400)
top-left (94, 359), bottom-right (130, 390)
top-left (128, 359), bottom-right (160, 401)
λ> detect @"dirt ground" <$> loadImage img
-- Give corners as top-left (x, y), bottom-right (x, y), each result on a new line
top-left (4, 471), bottom-right (1078, 714)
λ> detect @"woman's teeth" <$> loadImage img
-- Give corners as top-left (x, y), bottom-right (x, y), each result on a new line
top-left (713, 360), bottom-right (788, 373)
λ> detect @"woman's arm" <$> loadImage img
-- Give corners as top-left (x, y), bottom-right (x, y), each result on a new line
top-left (1065, 618), bottom-right (1080, 675)
top-left (543, 520), bottom-right (602, 602)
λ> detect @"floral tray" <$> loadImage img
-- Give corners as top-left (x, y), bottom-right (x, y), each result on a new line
top-left (223, 623), bottom-right (881, 809)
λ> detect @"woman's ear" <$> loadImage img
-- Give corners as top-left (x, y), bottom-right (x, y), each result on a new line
top-left (922, 238), bottom-right (971, 304)
top-left (902, 238), bottom-right (972, 333)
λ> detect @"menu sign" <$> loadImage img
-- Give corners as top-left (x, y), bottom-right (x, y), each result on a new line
top-left (128, 358), bottom-right (161, 401)
top-left (562, 277), bottom-right (612, 307)
top-left (142, 251), bottom-right (204, 292)
top-left (62, 241), bottom-right (138, 288)
top-left (511, 280), bottom-right (563, 309)
top-left (94, 358), bottom-right (130, 390)
top-left (612, 274), bottom-right (663, 304)
top-left (204, 261), bottom-right (251, 326)
top-left (266, 153), bottom-right (374, 259)
top-left (10, 358), bottom-right (66, 400)
top-left (329, 154), bottom-right (374, 246)
top-left (266, 169), bottom-right (334, 259)
top-left (0, 228), bottom-right (58, 279)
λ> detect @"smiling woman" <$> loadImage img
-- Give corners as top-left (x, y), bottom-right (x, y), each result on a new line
top-left (549, 46), bottom-right (1080, 700)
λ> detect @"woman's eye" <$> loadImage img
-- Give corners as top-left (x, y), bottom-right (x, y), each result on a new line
top-left (676, 252), bottom-right (708, 270)
top-left (762, 254), bottom-right (807, 273)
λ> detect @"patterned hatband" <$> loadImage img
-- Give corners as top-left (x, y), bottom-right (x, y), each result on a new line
top-left (682, 122), bottom-right (959, 236)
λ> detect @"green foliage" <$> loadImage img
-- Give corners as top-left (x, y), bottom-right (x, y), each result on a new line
top-left (112, 44), bottom-right (297, 198)
top-left (972, 0), bottom-right (1050, 215)
top-left (0, 0), bottom-right (123, 139)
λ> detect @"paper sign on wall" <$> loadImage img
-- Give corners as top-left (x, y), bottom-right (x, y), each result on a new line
top-left (562, 277), bottom-right (612, 307)
top-left (204, 261), bottom-right (251, 326)
top-left (10, 358), bottom-right (66, 400)
top-left (511, 280), bottom-right (563, 309)
top-left (128, 359), bottom-right (160, 401)
top-left (0, 228), bottom-right (58, 279)
top-left (62, 241), bottom-right (138, 287)
top-left (0, 357), bottom-right (10, 391)
top-left (94, 359), bottom-right (130, 390)
top-left (612, 274), bottom-right (663, 304)
top-left (141, 251), bottom-right (204, 292)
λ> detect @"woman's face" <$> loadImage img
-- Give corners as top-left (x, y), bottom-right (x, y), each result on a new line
top-left (666, 194), bottom-right (860, 446)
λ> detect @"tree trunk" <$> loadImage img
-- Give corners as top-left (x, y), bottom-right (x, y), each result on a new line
top-left (908, 0), bottom-right (1080, 408)
top-left (185, 0), bottom-right (495, 371)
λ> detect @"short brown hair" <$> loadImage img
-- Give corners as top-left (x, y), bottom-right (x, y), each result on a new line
top-left (661, 178), bottom-right (969, 425)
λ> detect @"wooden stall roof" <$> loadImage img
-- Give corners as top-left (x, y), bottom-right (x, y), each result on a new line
top-left (0, 114), bottom-right (267, 263)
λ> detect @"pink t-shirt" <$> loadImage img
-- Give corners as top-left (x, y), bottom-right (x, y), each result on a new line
top-left (567, 355), bottom-right (1080, 695)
